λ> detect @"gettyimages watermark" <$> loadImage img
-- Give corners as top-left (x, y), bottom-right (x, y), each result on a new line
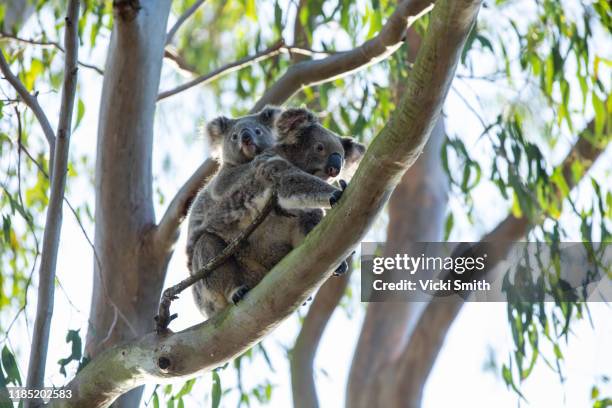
top-left (360, 242), bottom-right (611, 302)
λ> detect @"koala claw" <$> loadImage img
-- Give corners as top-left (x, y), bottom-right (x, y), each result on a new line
top-left (333, 260), bottom-right (349, 276)
top-left (329, 179), bottom-right (348, 207)
top-left (231, 285), bottom-right (250, 305)
top-left (330, 190), bottom-right (343, 207)
top-left (302, 295), bottom-right (313, 306)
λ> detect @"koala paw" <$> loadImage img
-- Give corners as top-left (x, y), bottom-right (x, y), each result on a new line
top-left (231, 285), bottom-right (250, 305)
top-left (329, 180), bottom-right (348, 207)
top-left (333, 260), bottom-right (349, 276)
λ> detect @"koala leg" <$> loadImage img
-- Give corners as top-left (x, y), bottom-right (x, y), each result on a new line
top-left (190, 232), bottom-right (250, 317)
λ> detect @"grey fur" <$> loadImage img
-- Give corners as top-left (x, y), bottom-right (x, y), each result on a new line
top-left (186, 107), bottom-right (281, 313)
top-left (190, 107), bottom-right (366, 318)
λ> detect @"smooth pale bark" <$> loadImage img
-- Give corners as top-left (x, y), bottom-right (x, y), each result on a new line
top-left (86, 1), bottom-right (172, 406)
top-left (346, 25), bottom-right (449, 408)
top-left (251, 0), bottom-right (435, 111)
top-left (25, 1), bottom-right (80, 401)
top-left (290, 263), bottom-right (352, 408)
top-left (54, 1), bottom-right (481, 406)
top-left (346, 120), bottom-right (447, 408)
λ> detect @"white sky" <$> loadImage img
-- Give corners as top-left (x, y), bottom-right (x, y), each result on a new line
top-left (0, 1), bottom-right (610, 407)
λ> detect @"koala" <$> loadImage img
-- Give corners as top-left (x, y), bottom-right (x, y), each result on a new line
top-left (191, 107), bottom-right (366, 317)
top-left (186, 107), bottom-right (281, 305)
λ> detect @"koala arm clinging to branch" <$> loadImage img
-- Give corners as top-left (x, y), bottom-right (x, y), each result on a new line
top-left (252, 154), bottom-right (345, 211)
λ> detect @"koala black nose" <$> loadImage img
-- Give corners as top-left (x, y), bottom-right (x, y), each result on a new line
top-left (326, 153), bottom-right (343, 178)
top-left (240, 128), bottom-right (254, 145)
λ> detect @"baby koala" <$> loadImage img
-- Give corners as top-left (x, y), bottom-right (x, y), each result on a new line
top-left (187, 106), bottom-right (281, 280)
top-left (191, 107), bottom-right (365, 317)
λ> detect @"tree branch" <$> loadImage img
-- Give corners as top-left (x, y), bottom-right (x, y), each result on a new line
top-left (55, 1), bottom-right (481, 405)
top-left (154, 158), bottom-right (219, 253)
top-left (0, 31), bottom-right (104, 74)
top-left (158, 40), bottom-right (287, 101)
top-left (251, 0), bottom-right (435, 112)
top-left (291, 261), bottom-right (352, 408)
top-left (165, 0), bottom-right (206, 46)
top-left (25, 0), bottom-right (80, 401)
top-left (0, 50), bottom-right (56, 154)
top-left (394, 119), bottom-right (608, 398)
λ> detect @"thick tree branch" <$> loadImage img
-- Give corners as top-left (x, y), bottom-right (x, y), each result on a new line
top-left (158, 40), bottom-right (286, 101)
top-left (0, 50), bottom-right (56, 154)
top-left (25, 0), bottom-right (80, 400)
top-left (55, 1), bottom-right (481, 405)
top-left (251, 0), bottom-right (435, 112)
top-left (154, 158), bottom-right (219, 253)
top-left (165, 0), bottom-right (206, 46)
top-left (291, 262), bottom-right (352, 408)
top-left (394, 119), bottom-right (608, 399)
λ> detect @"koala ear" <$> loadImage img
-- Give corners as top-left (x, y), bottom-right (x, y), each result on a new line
top-left (258, 105), bottom-right (282, 126)
top-left (341, 137), bottom-right (366, 166)
top-left (206, 116), bottom-right (231, 149)
top-left (275, 108), bottom-right (318, 143)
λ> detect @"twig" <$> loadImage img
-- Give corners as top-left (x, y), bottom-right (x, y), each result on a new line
top-left (25, 0), bottom-right (80, 398)
top-left (0, 51), bottom-right (56, 155)
top-left (155, 193), bottom-right (278, 333)
top-left (157, 40), bottom-right (287, 101)
top-left (165, 0), bottom-right (206, 46)
top-left (0, 31), bottom-right (104, 75)
top-left (16, 137), bottom-right (138, 339)
top-left (163, 44), bottom-right (330, 77)
top-left (1, 108), bottom-right (41, 346)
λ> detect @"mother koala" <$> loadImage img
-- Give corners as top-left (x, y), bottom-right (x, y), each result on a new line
top-left (192, 108), bottom-right (366, 318)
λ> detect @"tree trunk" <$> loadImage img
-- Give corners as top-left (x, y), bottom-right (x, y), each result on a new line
top-left (346, 118), bottom-right (447, 408)
top-left (346, 23), bottom-right (449, 406)
top-left (86, 1), bottom-right (172, 406)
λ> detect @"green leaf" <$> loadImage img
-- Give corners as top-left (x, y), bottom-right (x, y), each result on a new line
top-left (1, 346), bottom-right (21, 386)
top-left (211, 371), bottom-right (221, 408)
top-left (74, 99), bottom-right (85, 131)
top-left (592, 92), bottom-right (606, 136)
top-left (444, 212), bottom-right (454, 241)
top-left (2, 216), bottom-right (10, 244)
top-left (245, 0), bottom-right (256, 20)
top-left (153, 392), bottom-right (160, 408)
top-left (57, 330), bottom-right (84, 376)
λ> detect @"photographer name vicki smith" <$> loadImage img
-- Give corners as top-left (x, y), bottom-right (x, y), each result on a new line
top-left (372, 277), bottom-right (491, 292)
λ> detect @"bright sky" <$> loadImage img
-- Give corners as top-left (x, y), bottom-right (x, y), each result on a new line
top-left (1, 1), bottom-right (610, 407)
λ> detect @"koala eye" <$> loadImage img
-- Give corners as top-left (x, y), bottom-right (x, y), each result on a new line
top-left (315, 143), bottom-right (325, 153)
top-left (255, 128), bottom-right (262, 135)
top-left (231, 133), bottom-right (238, 141)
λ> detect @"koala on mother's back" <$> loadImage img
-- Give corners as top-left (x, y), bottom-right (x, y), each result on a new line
top-left (191, 107), bottom-right (366, 318)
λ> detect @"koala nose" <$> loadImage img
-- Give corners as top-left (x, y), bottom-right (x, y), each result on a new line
top-left (326, 153), bottom-right (343, 177)
top-left (240, 128), bottom-right (254, 145)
